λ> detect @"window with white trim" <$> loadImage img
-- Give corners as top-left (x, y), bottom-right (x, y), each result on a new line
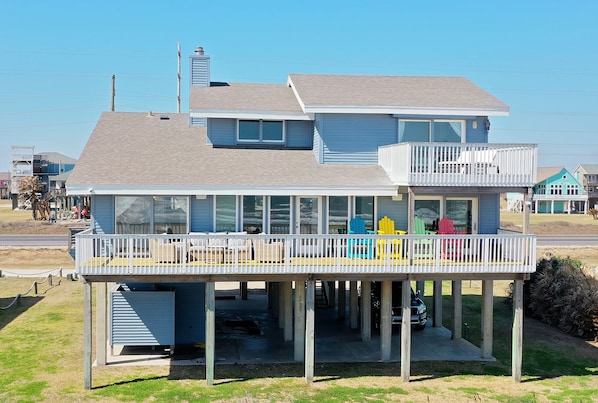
top-left (238, 120), bottom-right (284, 143)
top-left (399, 119), bottom-right (465, 143)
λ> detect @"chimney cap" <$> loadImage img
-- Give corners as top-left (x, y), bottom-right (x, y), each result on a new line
top-left (195, 46), bottom-right (204, 55)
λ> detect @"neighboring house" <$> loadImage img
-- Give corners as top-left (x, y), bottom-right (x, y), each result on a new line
top-left (67, 47), bottom-right (537, 388)
top-left (532, 166), bottom-right (587, 214)
top-left (0, 171), bottom-right (10, 199)
top-left (574, 164), bottom-right (598, 210)
top-left (33, 151), bottom-right (77, 194)
top-left (9, 147), bottom-right (79, 211)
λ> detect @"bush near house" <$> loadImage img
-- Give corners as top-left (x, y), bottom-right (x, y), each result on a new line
top-left (511, 257), bottom-right (598, 340)
top-left (589, 208), bottom-right (598, 220)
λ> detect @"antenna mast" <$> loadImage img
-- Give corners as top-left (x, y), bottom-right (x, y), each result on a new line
top-left (111, 74), bottom-right (116, 111)
top-left (177, 42), bottom-right (181, 113)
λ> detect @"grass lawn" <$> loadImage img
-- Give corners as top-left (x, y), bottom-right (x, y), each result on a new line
top-left (1, 278), bottom-right (596, 402)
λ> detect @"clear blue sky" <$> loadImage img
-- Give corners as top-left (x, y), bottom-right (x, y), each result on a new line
top-left (1, 1), bottom-right (597, 173)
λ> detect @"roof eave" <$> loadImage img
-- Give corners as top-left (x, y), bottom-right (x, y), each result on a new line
top-left (190, 109), bottom-right (312, 121)
top-left (67, 184), bottom-right (397, 197)
top-left (302, 105), bottom-right (510, 117)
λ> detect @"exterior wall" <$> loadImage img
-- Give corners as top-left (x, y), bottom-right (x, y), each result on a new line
top-left (287, 120), bottom-right (313, 148)
top-left (537, 201), bottom-right (566, 213)
top-left (465, 118), bottom-right (489, 142)
top-left (92, 195), bottom-right (114, 234)
top-left (319, 114), bottom-right (397, 164)
top-left (110, 290), bottom-right (175, 346)
top-left (123, 282), bottom-right (206, 345)
top-left (478, 193), bottom-right (500, 234)
top-left (190, 116), bottom-right (205, 127)
top-left (190, 196), bottom-right (214, 232)
top-left (313, 116), bottom-right (323, 163)
top-left (377, 196), bottom-right (409, 231)
top-left (207, 119), bottom-right (313, 148)
top-left (207, 118), bottom-right (236, 145)
top-left (190, 54), bottom-right (210, 87)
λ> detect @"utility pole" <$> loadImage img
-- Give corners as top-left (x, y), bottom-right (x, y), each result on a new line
top-left (177, 42), bottom-right (181, 113)
top-left (111, 74), bottom-right (116, 111)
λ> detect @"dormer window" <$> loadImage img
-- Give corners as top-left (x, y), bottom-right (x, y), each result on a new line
top-left (238, 120), bottom-right (284, 143)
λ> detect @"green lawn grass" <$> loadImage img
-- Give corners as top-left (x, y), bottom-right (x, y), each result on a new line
top-left (1, 277), bottom-right (597, 402)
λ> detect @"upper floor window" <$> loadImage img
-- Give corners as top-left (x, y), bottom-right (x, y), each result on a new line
top-left (399, 120), bottom-right (464, 143)
top-left (566, 185), bottom-right (578, 195)
top-left (550, 184), bottom-right (562, 195)
top-left (536, 184), bottom-right (546, 194)
top-left (238, 120), bottom-right (284, 143)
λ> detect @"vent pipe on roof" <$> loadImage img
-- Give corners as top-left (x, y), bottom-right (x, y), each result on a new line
top-left (195, 46), bottom-right (204, 55)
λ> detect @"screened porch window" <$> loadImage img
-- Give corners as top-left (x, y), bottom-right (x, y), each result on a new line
top-left (215, 195), bottom-right (237, 232)
top-left (115, 196), bottom-right (188, 234)
top-left (328, 196), bottom-right (349, 234)
top-left (270, 196), bottom-right (290, 234)
top-left (354, 196), bottom-right (374, 231)
top-left (243, 195), bottom-right (264, 233)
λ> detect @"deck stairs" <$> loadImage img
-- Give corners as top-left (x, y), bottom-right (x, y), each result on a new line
top-left (315, 280), bottom-right (329, 308)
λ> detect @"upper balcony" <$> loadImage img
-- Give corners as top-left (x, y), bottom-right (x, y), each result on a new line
top-left (75, 232), bottom-right (536, 281)
top-left (378, 142), bottom-right (537, 188)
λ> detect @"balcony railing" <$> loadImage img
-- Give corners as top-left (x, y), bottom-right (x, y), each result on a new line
top-left (378, 142), bottom-right (537, 187)
top-left (75, 233), bottom-right (536, 277)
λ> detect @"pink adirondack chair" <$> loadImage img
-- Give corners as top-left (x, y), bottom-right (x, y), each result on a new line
top-left (437, 217), bottom-right (466, 259)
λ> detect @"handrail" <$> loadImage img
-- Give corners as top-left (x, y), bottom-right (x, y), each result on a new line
top-left (75, 233), bottom-right (537, 276)
top-left (378, 142), bottom-right (537, 186)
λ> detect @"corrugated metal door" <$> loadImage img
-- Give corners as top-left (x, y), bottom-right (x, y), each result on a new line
top-left (110, 291), bottom-right (175, 346)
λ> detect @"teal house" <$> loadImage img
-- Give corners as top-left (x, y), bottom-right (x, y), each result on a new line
top-left (532, 167), bottom-right (587, 214)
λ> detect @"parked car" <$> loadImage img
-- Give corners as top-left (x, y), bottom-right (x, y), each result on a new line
top-left (363, 281), bottom-right (428, 331)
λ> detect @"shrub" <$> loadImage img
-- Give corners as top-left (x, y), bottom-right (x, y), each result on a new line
top-left (588, 208), bottom-right (598, 220)
top-left (510, 256), bottom-right (598, 339)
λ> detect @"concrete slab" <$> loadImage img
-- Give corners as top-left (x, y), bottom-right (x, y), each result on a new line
top-left (102, 283), bottom-right (494, 367)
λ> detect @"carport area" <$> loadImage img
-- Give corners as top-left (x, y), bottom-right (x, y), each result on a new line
top-left (104, 282), bottom-right (492, 366)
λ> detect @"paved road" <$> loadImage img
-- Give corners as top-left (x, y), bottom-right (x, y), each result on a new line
top-left (0, 234), bottom-right (69, 248)
top-left (536, 235), bottom-right (597, 247)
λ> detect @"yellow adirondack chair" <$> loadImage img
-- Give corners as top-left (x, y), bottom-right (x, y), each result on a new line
top-left (376, 216), bottom-right (406, 259)
top-left (412, 216), bottom-right (436, 258)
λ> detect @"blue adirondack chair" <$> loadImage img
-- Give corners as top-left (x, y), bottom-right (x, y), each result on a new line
top-left (347, 217), bottom-right (375, 258)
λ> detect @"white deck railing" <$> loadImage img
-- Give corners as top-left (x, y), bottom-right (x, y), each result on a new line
top-left (75, 233), bottom-right (536, 276)
top-left (378, 142), bottom-right (537, 187)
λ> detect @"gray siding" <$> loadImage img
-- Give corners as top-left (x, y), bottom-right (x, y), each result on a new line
top-left (320, 114), bottom-right (397, 164)
top-left (478, 193), bottom-right (500, 234)
top-left (110, 291), bottom-right (175, 346)
top-left (190, 196), bottom-right (213, 232)
top-left (92, 195), bottom-right (114, 234)
top-left (377, 196), bottom-right (409, 231)
top-left (207, 118), bottom-right (236, 145)
top-left (286, 120), bottom-right (313, 148)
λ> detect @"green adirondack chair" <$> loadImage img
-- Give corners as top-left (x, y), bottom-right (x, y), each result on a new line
top-left (413, 216), bottom-right (435, 258)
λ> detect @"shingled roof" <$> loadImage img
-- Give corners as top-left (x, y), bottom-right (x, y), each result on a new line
top-left (67, 112), bottom-right (395, 196)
